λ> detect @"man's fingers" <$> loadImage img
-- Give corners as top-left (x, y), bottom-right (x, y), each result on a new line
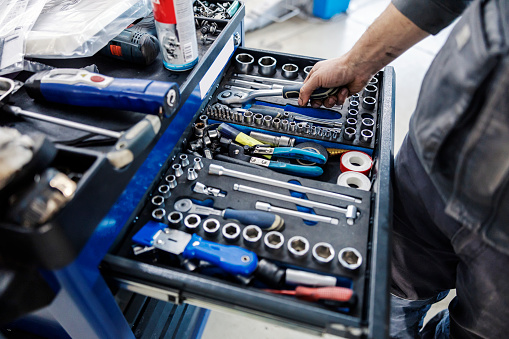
top-left (310, 99), bottom-right (323, 108)
top-left (323, 96), bottom-right (337, 108)
top-left (298, 77), bottom-right (319, 106)
top-left (337, 88), bottom-right (349, 105)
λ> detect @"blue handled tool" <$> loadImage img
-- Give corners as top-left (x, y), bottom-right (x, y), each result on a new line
top-left (251, 146), bottom-right (327, 164)
top-left (132, 221), bottom-right (258, 276)
top-left (174, 198), bottom-right (284, 231)
top-left (25, 69), bottom-right (180, 118)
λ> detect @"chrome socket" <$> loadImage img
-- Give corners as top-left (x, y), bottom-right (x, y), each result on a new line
top-left (287, 236), bottom-right (310, 258)
top-left (344, 127), bottom-right (356, 141)
top-left (193, 122), bottom-right (205, 138)
top-left (360, 129), bottom-right (374, 144)
top-left (254, 113), bottom-right (263, 125)
top-left (368, 77), bottom-right (378, 85)
top-left (350, 93), bottom-right (360, 102)
top-left (303, 65), bottom-right (313, 77)
top-left (187, 168), bottom-right (198, 181)
top-left (264, 231), bottom-right (284, 251)
top-left (348, 109), bottom-right (359, 119)
top-left (243, 111), bottom-right (253, 124)
top-left (222, 223), bottom-right (241, 242)
top-left (312, 242), bottom-right (335, 264)
top-left (193, 157), bottom-right (204, 171)
top-left (349, 100), bottom-right (359, 111)
top-left (281, 119), bottom-right (289, 131)
top-left (338, 247), bottom-right (363, 270)
top-left (258, 56), bottom-right (277, 76)
top-left (203, 218), bottom-right (221, 236)
top-left (282, 112), bottom-right (290, 119)
top-left (165, 174), bottom-right (178, 189)
top-left (289, 121), bottom-right (297, 132)
top-left (151, 195), bottom-right (165, 207)
top-left (242, 225), bottom-right (262, 247)
top-left (235, 53), bottom-right (254, 74)
top-left (199, 115), bottom-right (208, 127)
top-left (152, 208), bottom-right (166, 221)
top-left (346, 118), bottom-right (357, 128)
top-left (263, 115), bottom-right (272, 127)
top-left (272, 118), bottom-right (281, 129)
top-left (361, 118), bottom-right (375, 130)
top-left (363, 84), bottom-right (378, 97)
top-left (282, 63), bottom-right (299, 79)
top-left (172, 163), bottom-right (183, 177)
top-left (362, 96), bottom-right (376, 110)
top-left (184, 214), bottom-right (201, 232)
top-left (168, 211), bottom-right (183, 227)
top-left (158, 185), bottom-right (171, 199)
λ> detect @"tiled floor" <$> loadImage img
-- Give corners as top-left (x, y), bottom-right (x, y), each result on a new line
top-left (202, 1), bottom-right (456, 337)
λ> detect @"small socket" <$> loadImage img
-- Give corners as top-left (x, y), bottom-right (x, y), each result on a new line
top-left (165, 174), bottom-right (177, 189)
top-left (348, 109), bottom-right (359, 119)
top-left (222, 223), bottom-right (241, 242)
top-left (172, 164), bottom-right (183, 177)
top-left (312, 242), bottom-right (335, 264)
top-left (362, 97), bottom-right (376, 110)
top-left (180, 154), bottom-right (190, 167)
top-left (168, 211), bottom-right (183, 227)
top-left (187, 168), bottom-right (198, 181)
top-left (158, 185), bottom-right (171, 198)
top-left (281, 119), bottom-right (289, 131)
top-left (152, 208), bottom-right (166, 221)
top-left (258, 56), bottom-right (277, 76)
top-left (203, 218), bottom-right (221, 236)
top-left (344, 127), bottom-right (356, 141)
top-left (360, 129), bottom-right (374, 144)
top-left (282, 63), bottom-right (299, 79)
top-left (361, 118), bottom-right (375, 130)
top-left (368, 77), bottom-right (378, 85)
top-left (243, 111), bottom-right (253, 124)
top-left (349, 100), bottom-right (359, 111)
top-left (263, 115), bottom-right (272, 127)
top-left (303, 65), bottom-right (313, 77)
top-left (151, 195), bottom-right (165, 207)
top-left (346, 118), bottom-right (357, 128)
top-left (363, 84), bottom-right (378, 97)
top-left (184, 214), bottom-right (201, 231)
top-left (289, 121), bottom-right (297, 132)
top-left (193, 122), bottom-right (205, 138)
top-left (235, 53), bottom-right (254, 74)
top-left (199, 115), bottom-right (208, 126)
top-left (242, 225), bottom-right (262, 246)
top-left (193, 157), bottom-right (204, 171)
top-left (338, 247), bottom-right (363, 270)
top-left (350, 93), bottom-right (360, 102)
top-left (254, 113), bottom-right (263, 125)
top-left (264, 231), bottom-right (284, 251)
top-left (272, 118), bottom-right (281, 129)
top-left (287, 236), bottom-right (309, 258)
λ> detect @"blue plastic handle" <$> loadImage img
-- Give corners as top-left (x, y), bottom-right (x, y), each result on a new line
top-left (182, 234), bottom-right (258, 276)
top-left (268, 162), bottom-right (323, 177)
top-left (223, 209), bottom-right (277, 229)
top-left (272, 147), bottom-right (327, 164)
top-left (132, 221), bottom-right (166, 247)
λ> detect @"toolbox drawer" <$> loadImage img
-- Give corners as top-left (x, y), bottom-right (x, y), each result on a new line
top-left (103, 45), bottom-right (394, 338)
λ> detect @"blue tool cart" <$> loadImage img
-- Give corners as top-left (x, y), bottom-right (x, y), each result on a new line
top-left (0, 1), bottom-right (393, 338)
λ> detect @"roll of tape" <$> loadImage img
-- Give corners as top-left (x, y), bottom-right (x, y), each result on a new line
top-left (340, 151), bottom-right (372, 175)
top-left (295, 142), bottom-right (328, 166)
top-left (337, 171), bottom-right (371, 191)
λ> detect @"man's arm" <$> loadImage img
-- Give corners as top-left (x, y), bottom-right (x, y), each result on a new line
top-left (298, 3), bottom-right (429, 108)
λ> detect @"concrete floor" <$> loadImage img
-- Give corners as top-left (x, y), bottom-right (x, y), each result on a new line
top-left (202, 0), bottom-right (456, 337)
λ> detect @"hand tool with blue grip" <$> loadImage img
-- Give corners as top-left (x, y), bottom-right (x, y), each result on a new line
top-left (132, 221), bottom-right (258, 276)
top-left (250, 146), bottom-right (327, 164)
top-left (25, 69), bottom-right (180, 118)
top-left (174, 198), bottom-right (284, 231)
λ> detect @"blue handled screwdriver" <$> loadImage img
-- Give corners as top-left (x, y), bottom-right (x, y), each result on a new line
top-left (24, 68), bottom-right (180, 118)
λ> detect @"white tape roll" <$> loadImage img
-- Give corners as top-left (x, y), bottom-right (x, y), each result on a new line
top-left (337, 172), bottom-right (371, 191)
top-left (340, 151), bottom-right (372, 175)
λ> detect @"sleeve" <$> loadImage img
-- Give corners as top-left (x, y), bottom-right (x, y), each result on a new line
top-left (391, 0), bottom-right (472, 35)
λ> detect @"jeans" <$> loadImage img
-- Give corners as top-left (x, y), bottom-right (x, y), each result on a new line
top-left (389, 136), bottom-right (509, 338)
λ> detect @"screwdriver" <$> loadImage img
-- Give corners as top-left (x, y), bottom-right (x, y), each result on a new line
top-left (263, 286), bottom-right (355, 304)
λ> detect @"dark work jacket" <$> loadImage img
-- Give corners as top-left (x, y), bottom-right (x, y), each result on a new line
top-left (393, 0), bottom-right (509, 254)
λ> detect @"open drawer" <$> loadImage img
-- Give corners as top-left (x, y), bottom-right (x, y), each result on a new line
top-left (102, 47), bottom-right (394, 339)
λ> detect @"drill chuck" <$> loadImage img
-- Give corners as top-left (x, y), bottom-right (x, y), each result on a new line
top-left (100, 29), bottom-right (160, 66)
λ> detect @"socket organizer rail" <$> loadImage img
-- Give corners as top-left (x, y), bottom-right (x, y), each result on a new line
top-left (106, 47), bottom-right (394, 339)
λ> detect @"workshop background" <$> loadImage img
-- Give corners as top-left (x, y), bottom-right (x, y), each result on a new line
top-left (202, 0), bottom-right (455, 338)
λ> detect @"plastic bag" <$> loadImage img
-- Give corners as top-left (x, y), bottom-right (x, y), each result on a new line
top-left (25, 0), bottom-right (150, 58)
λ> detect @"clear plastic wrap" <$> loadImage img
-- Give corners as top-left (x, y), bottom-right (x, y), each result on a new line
top-left (25, 0), bottom-right (150, 58)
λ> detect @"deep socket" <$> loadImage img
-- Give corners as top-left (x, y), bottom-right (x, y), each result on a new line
top-left (344, 127), bottom-right (356, 141)
top-left (362, 118), bottom-right (375, 130)
top-left (258, 56), bottom-right (277, 76)
top-left (193, 122), bottom-right (205, 138)
top-left (312, 242), bottom-right (335, 264)
top-left (282, 63), bottom-right (299, 79)
top-left (193, 157), bottom-right (204, 171)
top-left (254, 113), bottom-right (263, 125)
top-left (264, 231), bottom-right (284, 251)
top-left (281, 119), bottom-right (289, 131)
top-left (165, 174), bottom-right (177, 189)
top-left (249, 131), bottom-right (295, 147)
top-left (263, 115), bottom-right (272, 127)
top-left (338, 247), bottom-right (363, 270)
top-left (222, 223), bottom-right (241, 242)
top-left (243, 111), bottom-right (253, 124)
top-left (168, 211), bottom-right (183, 227)
top-left (363, 84), bottom-right (378, 97)
top-left (348, 109), bottom-right (359, 119)
top-left (152, 208), bottom-right (166, 221)
top-left (158, 185), bottom-right (171, 198)
top-left (349, 100), bottom-right (359, 111)
top-left (184, 214), bottom-right (201, 231)
top-left (287, 236), bottom-right (310, 258)
top-left (199, 115), bottom-right (208, 126)
top-left (151, 195), bottom-right (165, 207)
top-left (289, 121), bottom-right (297, 132)
top-left (272, 118), bottom-right (281, 129)
top-left (283, 112), bottom-right (290, 119)
top-left (242, 225), bottom-right (262, 247)
top-left (172, 164), bottom-right (183, 177)
top-left (346, 118), bottom-right (357, 128)
top-left (187, 168), bottom-right (198, 181)
top-left (235, 53), bottom-right (254, 74)
top-left (203, 218), bottom-right (221, 236)
top-left (362, 96), bottom-right (376, 110)
top-left (360, 129), bottom-right (374, 143)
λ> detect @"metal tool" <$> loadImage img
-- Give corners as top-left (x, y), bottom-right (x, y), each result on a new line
top-left (242, 225), bottom-right (262, 246)
top-left (174, 199), bottom-right (284, 231)
top-left (152, 208), bottom-right (166, 221)
top-left (248, 131), bottom-right (295, 147)
top-left (282, 63), bottom-right (299, 79)
top-left (168, 211), bottom-right (183, 227)
top-left (184, 214), bottom-right (201, 231)
top-left (193, 182), bottom-right (226, 197)
top-left (193, 157), bottom-right (204, 171)
top-left (187, 168), bottom-right (198, 181)
top-left (362, 96), bottom-right (376, 110)
top-left (360, 129), bottom-right (374, 144)
top-left (25, 69), bottom-right (179, 117)
top-left (338, 247), bottom-right (363, 270)
top-left (256, 202), bottom-right (339, 225)
top-left (180, 154), bottom-right (190, 167)
top-left (258, 56), bottom-right (277, 76)
top-left (287, 236), bottom-right (309, 258)
top-left (264, 231), bottom-right (285, 251)
top-left (203, 218), bottom-right (221, 236)
top-left (235, 53), bottom-right (254, 73)
top-left (172, 163), bottom-right (183, 177)
top-left (232, 73), bottom-right (302, 85)
top-left (222, 223), bottom-right (241, 242)
top-left (312, 242), bottom-right (335, 264)
top-left (285, 269), bottom-right (337, 287)
top-left (165, 174), bottom-right (178, 189)
top-left (233, 184), bottom-right (359, 224)
top-left (217, 85), bottom-right (340, 105)
top-left (151, 195), bottom-right (165, 207)
top-left (0, 77), bottom-right (161, 169)
top-left (158, 185), bottom-right (171, 198)
top-left (209, 164), bottom-right (361, 204)
top-left (132, 221), bottom-right (258, 276)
